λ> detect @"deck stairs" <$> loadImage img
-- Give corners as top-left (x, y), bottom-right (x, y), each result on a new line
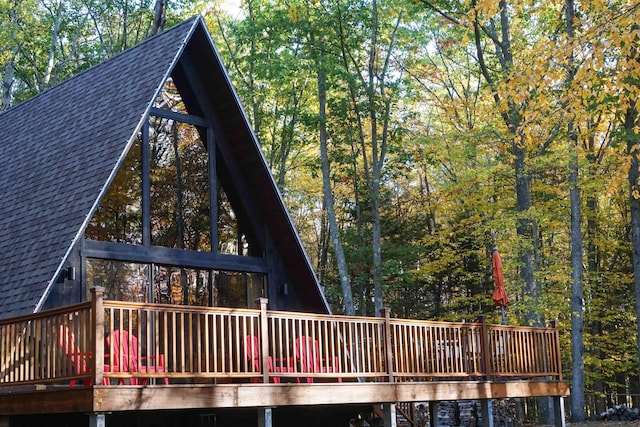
top-left (371, 403), bottom-right (415, 426)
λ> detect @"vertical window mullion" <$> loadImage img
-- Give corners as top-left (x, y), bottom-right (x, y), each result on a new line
top-left (208, 128), bottom-right (218, 308)
top-left (208, 127), bottom-right (217, 254)
top-left (142, 117), bottom-right (151, 247)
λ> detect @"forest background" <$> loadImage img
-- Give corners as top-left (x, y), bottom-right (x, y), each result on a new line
top-left (1, 0), bottom-right (639, 422)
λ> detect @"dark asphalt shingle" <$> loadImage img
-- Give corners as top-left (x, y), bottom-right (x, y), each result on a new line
top-left (0, 17), bottom-right (199, 319)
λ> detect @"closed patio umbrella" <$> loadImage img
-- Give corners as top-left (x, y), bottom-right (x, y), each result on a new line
top-left (491, 247), bottom-right (509, 324)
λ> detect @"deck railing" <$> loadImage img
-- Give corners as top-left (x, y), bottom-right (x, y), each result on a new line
top-left (0, 287), bottom-right (562, 387)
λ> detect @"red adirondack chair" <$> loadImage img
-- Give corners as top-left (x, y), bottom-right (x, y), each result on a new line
top-left (105, 330), bottom-right (168, 385)
top-left (105, 329), bottom-right (139, 385)
top-left (57, 324), bottom-right (92, 388)
top-left (294, 336), bottom-right (342, 383)
top-left (244, 335), bottom-right (282, 383)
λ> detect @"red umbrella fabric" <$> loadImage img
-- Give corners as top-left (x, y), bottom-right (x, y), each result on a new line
top-left (491, 248), bottom-right (509, 307)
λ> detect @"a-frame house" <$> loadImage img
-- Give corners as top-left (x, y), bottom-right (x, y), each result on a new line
top-left (0, 16), bottom-right (327, 320)
top-left (0, 16), bottom-right (569, 427)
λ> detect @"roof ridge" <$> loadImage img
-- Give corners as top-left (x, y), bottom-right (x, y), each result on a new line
top-left (0, 15), bottom-right (200, 120)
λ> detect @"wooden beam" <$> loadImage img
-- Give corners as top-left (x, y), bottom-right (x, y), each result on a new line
top-left (83, 240), bottom-right (267, 273)
top-left (91, 381), bottom-right (569, 413)
top-left (0, 387), bottom-right (94, 415)
top-left (149, 107), bottom-right (208, 127)
top-left (0, 380), bottom-right (569, 416)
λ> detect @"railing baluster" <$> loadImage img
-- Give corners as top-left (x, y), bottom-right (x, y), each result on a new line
top-left (212, 313), bottom-right (217, 373)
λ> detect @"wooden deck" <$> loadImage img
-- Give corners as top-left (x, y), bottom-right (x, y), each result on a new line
top-left (0, 288), bottom-right (568, 417)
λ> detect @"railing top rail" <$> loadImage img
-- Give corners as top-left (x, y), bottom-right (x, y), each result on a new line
top-left (388, 318), bottom-right (480, 328)
top-left (2, 301), bottom-right (559, 334)
top-left (486, 323), bottom-right (558, 332)
top-left (102, 300), bottom-right (259, 317)
top-left (266, 309), bottom-right (386, 323)
top-left (0, 301), bottom-right (91, 326)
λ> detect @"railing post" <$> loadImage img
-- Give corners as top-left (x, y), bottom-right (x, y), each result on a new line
top-left (476, 314), bottom-right (492, 380)
top-left (256, 298), bottom-right (270, 384)
top-left (91, 286), bottom-right (105, 386)
top-left (550, 319), bottom-right (562, 380)
top-left (380, 308), bottom-right (395, 383)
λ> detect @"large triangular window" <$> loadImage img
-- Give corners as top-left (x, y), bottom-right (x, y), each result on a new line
top-left (84, 77), bottom-right (265, 308)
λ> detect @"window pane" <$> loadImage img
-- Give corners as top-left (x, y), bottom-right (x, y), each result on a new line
top-left (218, 185), bottom-right (241, 255)
top-left (154, 78), bottom-right (186, 113)
top-left (153, 265), bottom-right (211, 307)
top-left (86, 259), bottom-right (149, 303)
top-left (218, 182), bottom-right (261, 257)
top-left (214, 271), bottom-right (264, 308)
top-left (149, 116), bottom-right (210, 251)
top-left (86, 137), bottom-right (142, 244)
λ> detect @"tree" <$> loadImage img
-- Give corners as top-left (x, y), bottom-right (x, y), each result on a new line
top-left (312, 29), bottom-right (355, 315)
top-left (623, 21), bottom-right (640, 390)
top-left (330, 0), bottom-right (410, 315)
top-left (0, 0), bottom-right (36, 109)
top-left (151, 0), bottom-right (167, 35)
top-left (565, 0), bottom-right (585, 419)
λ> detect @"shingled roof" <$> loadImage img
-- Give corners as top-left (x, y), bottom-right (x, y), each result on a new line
top-left (0, 16), bottom-right (328, 319)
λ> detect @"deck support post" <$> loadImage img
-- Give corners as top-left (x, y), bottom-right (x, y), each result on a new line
top-left (480, 399), bottom-right (493, 427)
top-left (553, 396), bottom-right (566, 427)
top-left (257, 407), bottom-right (273, 427)
top-left (382, 403), bottom-right (397, 427)
top-left (428, 401), bottom-right (439, 427)
top-left (89, 412), bottom-right (106, 427)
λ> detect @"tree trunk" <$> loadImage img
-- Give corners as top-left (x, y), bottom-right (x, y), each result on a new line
top-left (151, 0), bottom-right (167, 36)
top-left (471, 0), bottom-right (543, 326)
top-left (368, 0), bottom-right (384, 317)
top-left (314, 35), bottom-right (355, 316)
top-left (1, 56), bottom-right (15, 112)
top-left (569, 123), bottom-right (585, 421)
top-left (513, 135), bottom-right (541, 326)
top-left (585, 124), bottom-right (606, 413)
top-left (626, 69), bottom-right (640, 393)
top-left (566, 0), bottom-right (586, 420)
top-left (43, 1), bottom-right (63, 87)
top-left (1, 5), bottom-right (18, 111)
top-left (372, 175), bottom-right (383, 316)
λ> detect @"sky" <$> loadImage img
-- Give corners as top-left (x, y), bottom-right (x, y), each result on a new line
top-left (212, 0), bottom-right (244, 19)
